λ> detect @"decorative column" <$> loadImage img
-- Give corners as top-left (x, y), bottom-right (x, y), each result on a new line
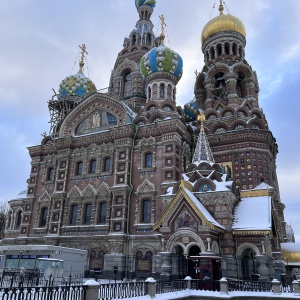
top-left (204, 79), bottom-right (213, 109)
top-left (225, 72), bottom-right (239, 109)
top-left (159, 252), bottom-right (172, 280)
top-left (256, 255), bottom-right (270, 281)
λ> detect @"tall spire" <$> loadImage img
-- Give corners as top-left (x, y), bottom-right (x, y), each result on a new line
top-left (192, 113), bottom-right (215, 165)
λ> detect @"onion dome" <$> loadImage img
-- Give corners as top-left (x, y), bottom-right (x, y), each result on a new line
top-left (59, 71), bottom-right (96, 97)
top-left (135, 0), bottom-right (156, 9)
top-left (140, 45), bottom-right (183, 80)
top-left (184, 100), bottom-right (198, 121)
top-left (59, 44), bottom-right (97, 97)
top-left (201, 1), bottom-right (246, 43)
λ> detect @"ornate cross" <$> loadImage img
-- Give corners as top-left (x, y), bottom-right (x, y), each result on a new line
top-left (159, 15), bottom-right (167, 45)
top-left (79, 44), bottom-right (88, 72)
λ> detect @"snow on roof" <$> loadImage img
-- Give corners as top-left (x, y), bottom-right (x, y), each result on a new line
top-left (183, 188), bottom-right (225, 230)
top-left (281, 243), bottom-right (300, 252)
top-left (165, 187), bottom-right (174, 195)
top-left (212, 179), bottom-right (233, 192)
top-left (254, 182), bottom-right (273, 190)
top-left (232, 196), bottom-right (271, 231)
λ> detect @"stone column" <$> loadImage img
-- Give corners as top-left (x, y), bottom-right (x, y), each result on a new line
top-left (256, 255), bottom-right (270, 281)
top-left (272, 279), bottom-right (281, 295)
top-left (267, 257), bottom-right (275, 280)
top-left (84, 279), bottom-right (100, 300)
top-left (219, 278), bottom-right (229, 295)
top-left (159, 252), bottom-right (172, 280)
top-left (145, 277), bottom-right (157, 298)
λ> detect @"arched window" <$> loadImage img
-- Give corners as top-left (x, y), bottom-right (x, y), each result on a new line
top-left (144, 153), bottom-right (152, 168)
top-left (159, 84), bottom-right (165, 98)
top-left (16, 211), bottom-right (22, 229)
top-left (47, 167), bottom-right (54, 181)
top-left (99, 202), bottom-right (107, 224)
top-left (123, 72), bottom-right (132, 98)
top-left (70, 205), bottom-right (78, 225)
top-left (103, 157), bottom-right (111, 172)
top-left (148, 87), bottom-right (151, 100)
top-left (146, 34), bottom-right (151, 45)
top-left (84, 204), bottom-right (92, 225)
top-left (142, 199), bottom-right (151, 223)
top-left (89, 160), bottom-right (96, 174)
top-left (76, 161), bottom-right (83, 176)
top-left (40, 207), bottom-right (48, 227)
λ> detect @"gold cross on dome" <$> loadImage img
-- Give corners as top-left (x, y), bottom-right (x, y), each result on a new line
top-left (159, 15), bottom-right (167, 45)
top-left (79, 44), bottom-right (88, 72)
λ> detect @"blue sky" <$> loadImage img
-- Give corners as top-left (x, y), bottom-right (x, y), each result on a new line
top-left (0, 0), bottom-right (299, 241)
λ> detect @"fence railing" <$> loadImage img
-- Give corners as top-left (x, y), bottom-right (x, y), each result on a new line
top-left (98, 281), bottom-right (148, 299)
top-left (0, 273), bottom-right (85, 288)
top-left (226, 278), bottom-right (294, 293)
top-left (0, 285), bottom-right (87, 300)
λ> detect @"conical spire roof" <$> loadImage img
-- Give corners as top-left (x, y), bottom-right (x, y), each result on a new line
top-left (192, 114), bottom-right (215, 165)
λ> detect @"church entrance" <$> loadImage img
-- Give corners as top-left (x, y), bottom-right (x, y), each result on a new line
top-left (240, 249), bottom-right (257, 280)
top-left (188, 245), bottom-right (201, 279)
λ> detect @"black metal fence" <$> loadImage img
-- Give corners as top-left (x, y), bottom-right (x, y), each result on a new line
top-left (0, 273), bottom-right (85, 289)
top-left (0, 285), bottom-right (87, 300)
top-left (98, 281), bottom-right (148, 299)
top-left (227, 278), bottom-right (294, 293)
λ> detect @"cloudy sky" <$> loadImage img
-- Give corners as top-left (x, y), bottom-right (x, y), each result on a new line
top-left (1, 0), bottom-right (299, 241)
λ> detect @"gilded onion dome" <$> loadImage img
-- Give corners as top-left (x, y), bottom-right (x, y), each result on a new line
top-left (135, 0), bottom-right (156, 9)
top-left (201, 1), bottom-right (246, 43)
top-left (140, 45), bottom-right (183, 80)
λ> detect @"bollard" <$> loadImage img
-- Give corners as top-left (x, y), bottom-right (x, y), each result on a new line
top-left (272, 279), bottom-right (281, 295)
top-left (293, 280), bottom-right (300, 296)
top-left (145, 277), bottom-right (156, 298)
top-left (219, 277), bottom-right (228, 295)
top-left (184, 276), bottom-right (192, 290)
top-left (84, 279), bottom-right (100, 300)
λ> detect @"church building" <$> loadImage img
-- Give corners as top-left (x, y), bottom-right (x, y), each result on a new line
top-left (2, 0), bottom-right (288, 283)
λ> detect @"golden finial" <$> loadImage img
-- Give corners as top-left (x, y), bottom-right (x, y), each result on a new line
top-left (159, 15), bottom-right (167, 46)
top-left (79, 44), bottom-right (88, 72)
top-left (197, 113), bottom-right (206, 129)
top-left (219, 0), bottom-right (224, 15)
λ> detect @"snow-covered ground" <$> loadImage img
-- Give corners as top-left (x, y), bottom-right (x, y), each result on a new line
top-left (116, 289), bottom-right (300, 300)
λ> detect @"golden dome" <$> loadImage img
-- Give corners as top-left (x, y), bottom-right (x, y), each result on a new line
top-left (201, 2), bottom-right (246, 43)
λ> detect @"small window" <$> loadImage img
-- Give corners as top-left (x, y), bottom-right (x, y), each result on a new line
top-left (70, 205), bottom-right (78, 225)
top-left (89, 160), bottom-right (96, 174)
top-left (142, 200), bottom-right (151, 223)
top-left (47, 167), bottom-right (55, 181)
top-left (40, 207), bottom-right (48, 227)
top-left (103, 158), bottom-right (111, 172)
top-left (84, 204), bottom-right (92, 225)
top-left (76, 162), bottom-right (83, 176)
top-left (99, 202), bottom-right (107, 224)
top-left (144, 153), bottom-right (152, 168)
top-left (160, 84), bottom-right (165, 98)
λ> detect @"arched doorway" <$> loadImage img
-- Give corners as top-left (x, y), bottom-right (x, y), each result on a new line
top-left (240, 248), bottom-right (257, 280)
top-left (188, 245), bottom-right (201, 279)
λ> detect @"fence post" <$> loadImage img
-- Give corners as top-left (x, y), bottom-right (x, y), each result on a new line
top-left (84, 279), bottom-right (100, 300)
top-left (219, 277), bottom-right (228, 295)
top-left (145, 277), bottom-right (156, 298)
top-left (272, 279), bottom-right (281, 295)
top-left (184, 276), bottom-right (192, 290)
top-left (293, 280), bottom-right (300, 296)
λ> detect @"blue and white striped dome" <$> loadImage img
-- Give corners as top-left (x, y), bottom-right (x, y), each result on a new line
top-left (140, 45), bottom-right (183, 80)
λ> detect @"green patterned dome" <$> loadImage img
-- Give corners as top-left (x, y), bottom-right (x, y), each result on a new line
top-left (59, 71), bottom-right (97, 97)
top-left (135, 0), bottom-right (156, 9)
top-left (140, 45), bottom-right (183, 80)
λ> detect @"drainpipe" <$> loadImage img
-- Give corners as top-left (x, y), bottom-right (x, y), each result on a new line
top-left (125, 124), bottom-right (139, 279)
